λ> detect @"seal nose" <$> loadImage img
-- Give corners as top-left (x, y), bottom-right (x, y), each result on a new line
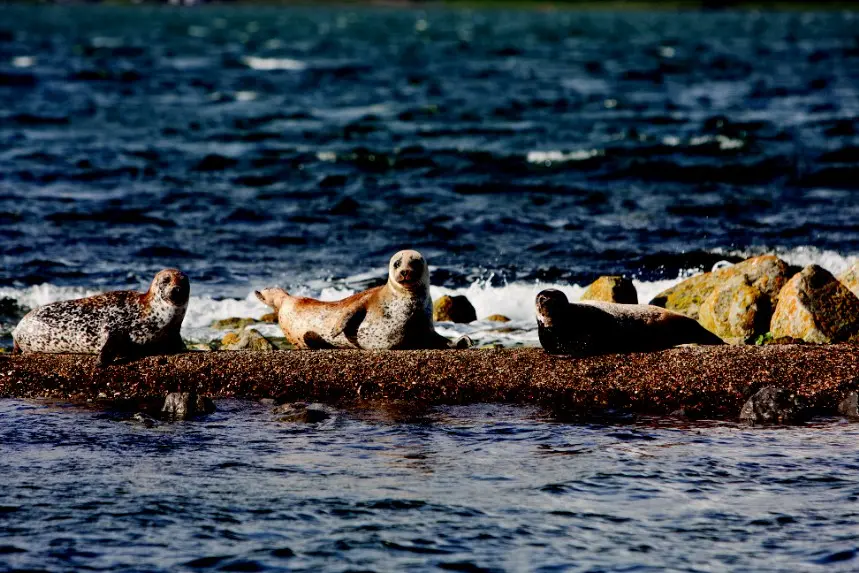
top-left (399, 269), bottom-right (413, 282)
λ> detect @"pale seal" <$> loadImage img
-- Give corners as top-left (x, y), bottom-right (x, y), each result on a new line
top-left (12, 269), bottom-right (190, 365)
top-left (536, 289), bottom-right (724, 356)
top-left (256, 250), bottom-right (464, 350)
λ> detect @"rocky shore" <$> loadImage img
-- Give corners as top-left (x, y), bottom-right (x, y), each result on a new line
top-left (2, 345), bottom-right (858, 423)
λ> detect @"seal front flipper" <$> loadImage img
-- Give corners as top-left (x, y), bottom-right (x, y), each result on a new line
top-left (98, 330), bottom-right (132, 367)
top-left (303, 332), bottom-right (336, 350)
top-left (12, 340), bottom-right (21, 354)
top-left (332, 307), bottom-right (367, 348)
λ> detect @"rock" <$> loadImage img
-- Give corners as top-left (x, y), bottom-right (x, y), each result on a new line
top-left (221, 332), bottom-right (241, 346)
top-left (222, 329), bottom-right (276, 351)
top-left (739, 386), bottom-right (805, 425)
top-left (273, 402), bottom-right (335, 423)
top-left (699, 276), bottom-right (770, 341)
top-left (267, 337), bottom-right (296, 351)
top-left (770, 265), bottom-right (859, 343)
top-left (581, 276), bottom-right (637, 304)
top-left (186, 343), bottom-right (214, 352)
top-left (838, 261), bottom-right (859, 299)
top-left (260, 312), bottom-right (278, 324)
top-left (485, 314), bottom-right (511, 323)
top-left (162, 392), bottom-right (216, 421)
top-left (210, 317), bottom-right (259, 330)
top-left (433, 295), bottom-right (477, 323)
top-left (650, 255), bottom-right (790, 320)
top-left (838, 392), bottom-right (859, 419)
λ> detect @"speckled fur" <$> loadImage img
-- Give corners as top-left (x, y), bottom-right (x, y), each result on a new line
top-left (13, 269), bottom-right (189, 363)
top-left (536, 289), bottom-right (724, 356)
top-left (257, 250), bottom-right (452, 350)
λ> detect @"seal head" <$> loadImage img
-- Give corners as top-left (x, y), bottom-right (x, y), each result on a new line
top-left (149, 269), bottom-right (190, 307)
top-left (387, 250), bottom-right (429, 293)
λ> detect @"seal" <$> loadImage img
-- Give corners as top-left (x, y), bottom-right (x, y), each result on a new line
top-left (535, 289), bottom-right (724, 355)
top-left (256, 250), bottom-right (463, 350)
top-left (12, 269), bottom-right (190, 366)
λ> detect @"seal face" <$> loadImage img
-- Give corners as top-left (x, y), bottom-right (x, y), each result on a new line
top-left (12, 269), bottom-right (189, 365)
top-left (257, 250), bottom-right (458, 350)
top-left (536, 288), bottom-right (723, 356)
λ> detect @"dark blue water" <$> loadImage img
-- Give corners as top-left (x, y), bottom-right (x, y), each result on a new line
top-left (1, 6), bottom-right (858, 293)
top-left (2, 400), bottom-right (859, 572)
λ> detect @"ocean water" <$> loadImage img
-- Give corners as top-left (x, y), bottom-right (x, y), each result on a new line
top-left (2, 400), bottom-right (859, 573)
top-left (2, 5), bottom-right (859, 571)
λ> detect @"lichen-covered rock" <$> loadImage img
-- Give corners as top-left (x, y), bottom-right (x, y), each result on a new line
top-left (699, 276), bottom-right (770, 341)
top-left (739, 386), bottom-right (805, 425)
top-left (650, 255), bottom-right (790, 320)
top-left (485, 314), bottom-right (511, 323)
top-left (838, 261), bottom-right (859, 299)
top-left (581, 276), bottom-right (637, 304)
top-left (433, 295), bottom-right (477, 323)
top-left (162, 392), bottom-right (216, 421)
top-left (210, 317), bottom-right (259, 330)
top-left (221, 332), bottom-right (241, 347)
top-left (260, 312), bottom-right (278, 324)
top-left (770, 265), bottom-right (859, 343)
top-left (222, 328), bottom-right (276, 351)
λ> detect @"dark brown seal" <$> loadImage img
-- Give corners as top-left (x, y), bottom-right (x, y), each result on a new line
top-left (12, 269), bottom-right (190, 366)
top-left (536, 288), bottom-right (724, 356)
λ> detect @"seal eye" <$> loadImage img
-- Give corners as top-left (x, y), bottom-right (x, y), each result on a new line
top-left (393, 260), bottom-right (401, 270)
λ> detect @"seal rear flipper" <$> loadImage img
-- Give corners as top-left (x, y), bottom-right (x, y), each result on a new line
top-left (255, 288), bottom-right (289, 311)
top-left (98, 331), bottom-right (132, 367)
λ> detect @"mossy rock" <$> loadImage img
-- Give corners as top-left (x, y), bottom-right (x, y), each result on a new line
top-left (649, 255), bottom-right (790, 320)
top-left (433, 295), bottom-right (477, 324)
top-left (210, 317), bottom-right (259, 330)
top-left (260, 312), bottom-right (279, 324)
top-left (838, 261), bottom-right (859, 299)
top-left (485, 314), bottom-right (511, 323)
top-left (770, 265), bottom-right (859, 343)
top-left (222, 328), bottom-right (276, 351)
top-left (581, 276), bottom-right (637, 304)
top-left (699, 276), bottom-right (770, 341)
top-left (221, 332), bottom-right (241, 347)
top-left (267, 337), bottom-right (296, 351)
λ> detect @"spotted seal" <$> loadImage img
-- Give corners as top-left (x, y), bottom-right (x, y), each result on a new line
top-left (535, 289), bottom-right (724, 355)
top-left (256, 250), bottom-right (465, 350)
top-left (12, 269), bottom-right (190, 365)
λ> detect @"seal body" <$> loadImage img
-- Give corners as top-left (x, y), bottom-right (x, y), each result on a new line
top-left (13, 269), bottom-right (190, 365)
top-left (536, 289), bottom-right (724, 356)
top-left (257, 250), bottom-right (455, 350)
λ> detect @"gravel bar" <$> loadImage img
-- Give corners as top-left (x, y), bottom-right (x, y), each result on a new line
top-left (2, 345), bottom-right (858, 419)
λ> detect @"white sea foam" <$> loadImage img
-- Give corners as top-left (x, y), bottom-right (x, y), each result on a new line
top-left (242, 56), bottom-right (306, 71)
